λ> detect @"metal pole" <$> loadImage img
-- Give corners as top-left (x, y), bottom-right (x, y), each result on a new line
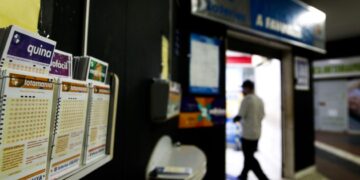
top-left (82, 0), bottom-right (90, 56)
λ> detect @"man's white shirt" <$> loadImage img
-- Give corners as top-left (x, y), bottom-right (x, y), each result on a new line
top-left (238, 94), bottom-right (265, 140)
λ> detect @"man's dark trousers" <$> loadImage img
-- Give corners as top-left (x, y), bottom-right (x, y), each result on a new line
top-left (238, 138), bottom-right (268, 180)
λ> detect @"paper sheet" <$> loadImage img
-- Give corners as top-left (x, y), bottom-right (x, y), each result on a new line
top-left (190, 34), bottom-right (220, 94)
top-left (161, 36), bottom-right (169, 80)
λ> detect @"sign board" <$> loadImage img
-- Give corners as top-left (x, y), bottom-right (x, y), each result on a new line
top-left (313, 57), bottom-right (360, 79)
top-left (191, 0), bottom-right (326, 53)
top-left (87, 57), bottom-right (108, 84)
top-left (49, 50), bottom-right (73, 78)
top-left (0, 25), bottom-right (56, 74)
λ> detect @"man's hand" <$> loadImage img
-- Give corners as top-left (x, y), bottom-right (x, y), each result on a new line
top-left (233, 116), bottom-right (241, 123)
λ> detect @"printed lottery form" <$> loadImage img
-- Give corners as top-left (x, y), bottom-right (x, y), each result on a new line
top-left (84, 84), bottom-right (110, 164)
top-left (49, 79), bottom-right (89, 179)
top-left (0, 70), bottom-right (55, 180)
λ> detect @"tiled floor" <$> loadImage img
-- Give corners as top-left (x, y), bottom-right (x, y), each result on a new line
top-left (316, 131), bottom-right (360, 156)
top-left (316, 131), bottom-right (360, 180)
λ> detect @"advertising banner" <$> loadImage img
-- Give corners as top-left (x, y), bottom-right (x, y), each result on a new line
top-left (179, 96), bottom-right (225, 128)
top-left (313, 57), bottom-right (360, 79)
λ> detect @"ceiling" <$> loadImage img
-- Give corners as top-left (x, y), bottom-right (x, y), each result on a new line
top-left (303, 0), bottom-right (360, 41)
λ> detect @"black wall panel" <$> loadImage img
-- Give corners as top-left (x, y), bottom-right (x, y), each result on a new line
top-left (86, 0), bottom-right (175, 179)
top-left (172, 1), bottom-right (227, 179)
top-left (292, 48), bottom-right (317, 172)
top-left (51, 0), bottom-right (85, 54)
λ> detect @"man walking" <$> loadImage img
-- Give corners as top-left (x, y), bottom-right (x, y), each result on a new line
top-left (234, 80), bottom-right (268, 180)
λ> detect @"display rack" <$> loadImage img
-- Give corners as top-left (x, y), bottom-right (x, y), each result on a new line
top-left (53, 73), bottom-right (119, 180)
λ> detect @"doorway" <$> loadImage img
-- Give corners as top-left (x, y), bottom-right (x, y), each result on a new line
top-left (225, 50), bottom-right (282, 180)
top-left (225, 30), bottom-right (294, 180)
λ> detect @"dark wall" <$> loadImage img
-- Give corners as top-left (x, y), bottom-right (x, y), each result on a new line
top-left (46, 0), bottom-right (176, 179)
top-left (314, 36), bottom-right (360, 59)
top-left (85, 0), bottom-right (227, 179)
top-left (293, 88), bottom-right (315, 172)
top-left (51, 0), bottom-right (85, 54)
top-left (292, 47), bottom-right (320, 172)
top-left (86, 0), bottom-right (178, 179)
top-left (172, 1), bottom-right (227, 179)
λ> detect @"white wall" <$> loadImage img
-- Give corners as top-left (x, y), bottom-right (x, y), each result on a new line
top-left (255, 59), bottom-right (282, 179)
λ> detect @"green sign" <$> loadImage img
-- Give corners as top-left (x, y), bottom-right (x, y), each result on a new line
top-left (313, 57), bottom-right (360, 79)
top-left (88, 57), bottom-right (108, 83)
top-left (313, 63), bottom-right (360, 74)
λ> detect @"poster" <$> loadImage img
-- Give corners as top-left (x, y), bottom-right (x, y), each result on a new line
top-left (87, 57), bottom-right (108, 84)
top-left (295, 56), bottom-right (310, 91)
top-left (179, 97), bottom-right (225, 128)
top-left (347, 80), bottom-right (360, 133)
top-left (189, 33), bottom-right (220, 94)
top-left (313, 80), bottom-right (348, 132)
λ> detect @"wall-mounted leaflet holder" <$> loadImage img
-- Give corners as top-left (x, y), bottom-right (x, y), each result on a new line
top-left (47, 79), bottom-right (90, 179)
top-left (48, 73), bottom-right (119, 180)
top-left (83, 83), bottom-right (111, 165)
top-left (0, 69), bottom-right (56, 180)
top-left (151, 79), bottom-right (182, 123)
top-left (0, 25), bottom-right (56, 74)
top-left (0, 25), bottom-right (119, 179)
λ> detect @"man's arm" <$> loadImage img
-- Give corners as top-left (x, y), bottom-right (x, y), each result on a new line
top-left (234, 98), bottom-right (248, 123)
top-left (233, 115), bottom-right (241, 123)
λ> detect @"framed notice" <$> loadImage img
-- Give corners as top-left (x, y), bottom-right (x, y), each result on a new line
top-left (189, 33), bottom-right (220, 94)
top-left (295, 56), bottom-right (310, 91)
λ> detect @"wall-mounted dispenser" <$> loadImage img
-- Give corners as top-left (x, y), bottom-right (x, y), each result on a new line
top-left (150, 79), bottom-right (181, 123)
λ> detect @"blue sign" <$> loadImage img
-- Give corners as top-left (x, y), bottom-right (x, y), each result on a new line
top-left (192, 0), bottom-right (326, 53)
top-left (7, 30), bottom-right (56, 65)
